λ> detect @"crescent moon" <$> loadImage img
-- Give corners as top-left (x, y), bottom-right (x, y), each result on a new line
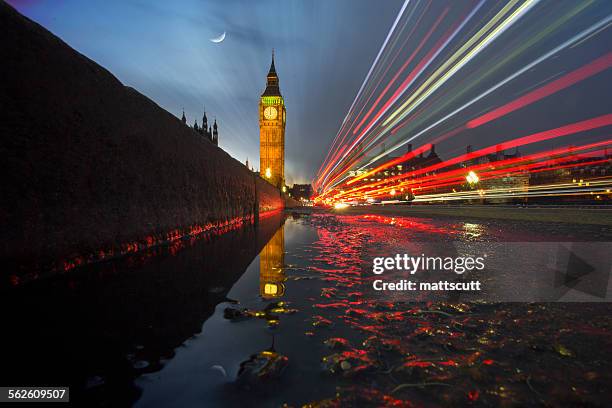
top-left (210, 32), bottom-right (226, 43)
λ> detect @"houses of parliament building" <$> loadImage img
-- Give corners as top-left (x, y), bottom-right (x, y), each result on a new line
top-left (181, 108), bottom-right (219, 146)
top-left (179, 51), bottom-right (287, 193)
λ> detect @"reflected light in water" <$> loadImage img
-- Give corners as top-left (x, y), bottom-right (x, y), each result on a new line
top-left (463, 222), bottom-right (486, 238)
top-left (259, 226), bottom-right (286, 299)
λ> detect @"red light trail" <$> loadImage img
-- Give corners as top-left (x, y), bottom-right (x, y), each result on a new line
top-left (313, 0), bottom-right (612, 204)
top-left (466, 51), bottom-right (612, 129)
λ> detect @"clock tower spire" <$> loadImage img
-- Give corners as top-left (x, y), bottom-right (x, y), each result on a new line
top-left (259, 50), bottom-right (286, 189)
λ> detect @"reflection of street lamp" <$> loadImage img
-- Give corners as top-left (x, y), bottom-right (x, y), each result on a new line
top-left (265, 167), bottom-right (272, 179)
top-left (466, 171), bottom-right (479, 185)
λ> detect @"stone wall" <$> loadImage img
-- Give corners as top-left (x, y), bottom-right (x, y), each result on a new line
top-left (0, 2), bottom-right (283, 273)
top-left (256, 176), bottom-right (283, 214)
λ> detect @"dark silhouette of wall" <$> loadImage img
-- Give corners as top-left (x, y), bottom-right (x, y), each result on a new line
top-left (0, 2), bottom-right (283, 271)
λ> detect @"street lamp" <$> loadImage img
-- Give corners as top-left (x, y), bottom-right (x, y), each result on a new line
top-left (265, 168), bottom-right (272, 179)
top-left (466, 170), bottom-right (479, 184)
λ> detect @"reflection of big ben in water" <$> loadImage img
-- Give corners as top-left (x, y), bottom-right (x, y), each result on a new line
top-left (259, 227), bottom-right (285, 298)
top-left (259, 51), bottom-right (286, 189)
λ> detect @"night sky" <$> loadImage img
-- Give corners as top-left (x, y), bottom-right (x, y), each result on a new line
top-left (7, 0), bottom-right (612, 188)
top-left (8, 0), bottom-right (402, 184)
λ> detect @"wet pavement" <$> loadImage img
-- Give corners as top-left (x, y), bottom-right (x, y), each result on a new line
top-left (2, 209), bottom-right (611, 407)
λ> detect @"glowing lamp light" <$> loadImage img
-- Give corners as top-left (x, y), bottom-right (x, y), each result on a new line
top-left (390, 188), bottom-right (396, 196)
top-left (466, 171), bottom-right (479, 184)
top-left (282, 186), bottom-right (287, 192)
top-left (265, 168), bottom-right (272, 179)
top-left (334, 202), bottom-right (349, 210)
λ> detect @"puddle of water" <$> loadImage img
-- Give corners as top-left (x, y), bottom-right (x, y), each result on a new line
top-left (2, 210), bottom-right (610, 407)
top-left (135, 211), bottom-right (611, 407)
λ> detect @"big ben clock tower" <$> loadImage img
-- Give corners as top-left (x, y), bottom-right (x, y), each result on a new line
top-left (259, 51), bottom-right (286, 189)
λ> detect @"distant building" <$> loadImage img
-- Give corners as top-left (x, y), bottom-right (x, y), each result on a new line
top-left (527, 148), bottom-right (611, 203)
top-left (402, 143), bottom-right (442, 174)
top-left (343, 142), bottom-right (611, 204)
top-left (472, 145), bottom-right (521, 166)
top-left (245, 158), bottom-right (256, 172)
top-left (529, 149), bottom-right (612, 185)
top-left (179, 107), bottom-right (219, 146)
top-left (349, 143), bottom-right (443, 183)
top-left (479, 173), bottom-right (529, 203)
top-left (289, 184), bottom-right (313, 201)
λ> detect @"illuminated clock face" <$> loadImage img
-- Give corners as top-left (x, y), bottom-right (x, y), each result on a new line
top-left (264, 106), bottom-right (278, 120)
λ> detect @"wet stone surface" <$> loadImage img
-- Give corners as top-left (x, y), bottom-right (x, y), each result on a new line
top-left (3, 210), bottom-right (610, 407)
top-left (135, 211), bottom-right (611, 407)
